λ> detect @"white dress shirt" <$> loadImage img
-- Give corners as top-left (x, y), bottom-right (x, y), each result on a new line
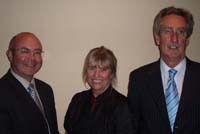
top-left (160, 58), bottom-right (186, 97)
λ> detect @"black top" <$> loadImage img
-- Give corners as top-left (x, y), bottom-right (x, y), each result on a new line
top-left (64, 86), bottom-right (133, 134)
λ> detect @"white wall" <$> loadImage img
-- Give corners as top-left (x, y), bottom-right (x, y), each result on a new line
top-left (0, 0), bottom-right (200, 133)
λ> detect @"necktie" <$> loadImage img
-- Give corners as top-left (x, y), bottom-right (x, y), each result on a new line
top-left (165, 69), bottom-right (179, 132)
top-left (27, 84), bottom-right (51, 134)
top-left (27, 84), bottom-right (44, 113)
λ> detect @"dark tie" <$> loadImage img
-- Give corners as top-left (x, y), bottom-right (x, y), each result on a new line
top-left (165, 69), bottom-right (179, 132)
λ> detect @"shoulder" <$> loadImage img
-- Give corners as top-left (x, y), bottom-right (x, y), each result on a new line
top-left (35, 78), bottom-right (52, 90)
top-left (108, 88), bottom-right (128, 107)
top-left (186, 58), bottom-right (200, 78)
top-left (187, 58), bottom-right (200, 69)
top-left (129, 60), bottom-right (159, 79)
top-left (0, 78), bottom-right (10, 99)
top-left (0, 71), bottom-right (19, 94)
top-left (70, 90), bottom-right (90, 103)
top-left (35, 78), bottom-right (50, 86)
top-left (34, 78), bottom-right (55, 96)
top-left (111, 88), bottom-right (126, 100)
top-left (0, 70), bottom-right (15, 85)
top-left (66, 90), bottom-right (90, 114)
top-left (130, 60), bottom-right (159, 75)
top-left (108, 88), bottom-right (131, 116)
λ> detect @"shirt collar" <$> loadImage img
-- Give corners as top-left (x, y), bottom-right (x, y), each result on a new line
top-left (10, 69), bottom-right (35, 89)
top-left (90, 85), bottom-right (113, 103)
top-left (160, 58), bottom-right (186, 80)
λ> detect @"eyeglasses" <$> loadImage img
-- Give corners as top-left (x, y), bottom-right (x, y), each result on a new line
top-left (11, 47), bottom-right (44, 56)
top-left (160, 27), bottom-right (187, 37)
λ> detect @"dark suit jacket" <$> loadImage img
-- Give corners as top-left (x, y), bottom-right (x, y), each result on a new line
top-left (128, 58), bottom-right (200, 134)
top-left (0, 70), bottom-right (59, 134)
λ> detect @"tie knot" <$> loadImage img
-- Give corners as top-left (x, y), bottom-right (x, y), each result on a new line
top-left (27, 83), bottom-right (34, 92)
top-left (169, 69), bottom-right (177, 79)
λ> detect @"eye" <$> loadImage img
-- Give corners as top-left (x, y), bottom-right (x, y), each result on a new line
top-left (99, 66), bottom-right (110, 71)
top-left (163, 28), bottom-right (172, 34)
top-left (88, 66), bottom-right (96, 70)
top-left (177, 28), bottom-right (187, 36)
top-left (19, 48), bottom-right (30, 54)
top-left (33, 50), bottom-right (43, 55)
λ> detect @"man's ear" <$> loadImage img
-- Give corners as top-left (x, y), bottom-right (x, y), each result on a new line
top-left (186, 39), bottom-right (190, 47)
top-left (6, 49), bottom-right (13, 62)
top-left (153, 33), bottom-right (160, 46)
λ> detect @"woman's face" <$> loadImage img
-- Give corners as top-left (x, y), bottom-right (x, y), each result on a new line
top-left (86, 63), bottom-right (113, 97)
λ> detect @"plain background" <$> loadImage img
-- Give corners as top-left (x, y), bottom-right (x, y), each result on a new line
top-left (0, 0), bottom-right (200, 133)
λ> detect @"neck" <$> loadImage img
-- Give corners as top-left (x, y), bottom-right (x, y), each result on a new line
top-left (92, 89), bottom-right (106, 97)
top-left (162, 57), bottom-right (185, 68)
top-left (92, 85), bottom-right (110, 97)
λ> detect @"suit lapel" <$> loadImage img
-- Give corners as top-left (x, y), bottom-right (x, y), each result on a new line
top-left (5, 71), bottom-right (35, 104)
top-left (175, 59), bottom-right (194, 122)
top-left (34, 81), bottom-right (47, 114)
top-left (35, 80), bottom-right (51, 120)
top-left (4, 71), bottom-right (45, 117)
top-left (146, 61), bottom-right (171, 127)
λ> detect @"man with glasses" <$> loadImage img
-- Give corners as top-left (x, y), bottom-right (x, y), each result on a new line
top-left (0, 32), bottom-right (59, 134)
top-left (128, 7), bottom-right (200, 134)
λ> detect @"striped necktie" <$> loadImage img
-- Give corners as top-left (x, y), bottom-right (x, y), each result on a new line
top-left (165, 69), bottom-right (179, 132)
top-left (27, 84), bottom-right (51, 134)
top-left (27, 84), bottom-right (44, 112)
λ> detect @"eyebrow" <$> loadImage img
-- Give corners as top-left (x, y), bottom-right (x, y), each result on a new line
top-left (13, 47), bottom-right (42, 50)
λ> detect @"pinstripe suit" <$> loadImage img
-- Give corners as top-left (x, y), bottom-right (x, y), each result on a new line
top-left (128, 58), bottom-right (200, 134)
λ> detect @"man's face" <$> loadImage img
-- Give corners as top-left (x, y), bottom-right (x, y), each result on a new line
top-left (7, 34), bottom-right (43, 82)
top-left (155, 14), bottom-right (188, 67)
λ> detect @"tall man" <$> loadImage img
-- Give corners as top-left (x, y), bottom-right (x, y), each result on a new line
top-left (128, 7), bottom-right (200, 134)
top-left (0, 32), bottom-right (59, 134)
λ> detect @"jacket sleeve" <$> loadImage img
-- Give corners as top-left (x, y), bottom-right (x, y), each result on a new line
top-left (127, 71), bottom-right (141, 134)
top-left (113, 100), bottom-right (134, 134)
top-left (64, 93), bottom-right (82, 134)
top-left (0, 107), bottom-right (12, 134)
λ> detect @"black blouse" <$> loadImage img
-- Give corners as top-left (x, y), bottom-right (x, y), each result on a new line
top-left (64, 86), bottom-right (133, 134)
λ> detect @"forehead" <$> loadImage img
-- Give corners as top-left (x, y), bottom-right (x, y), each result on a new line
top-left (14, 34), bottom-right (42, 49)
top-left (162, 14), bottom-right (187, 28)
top-left (88, 58), bottom-right (111, 67)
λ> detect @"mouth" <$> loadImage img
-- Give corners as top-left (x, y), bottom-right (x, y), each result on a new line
top-left (92, 79), bottom-right (102, 84)
top-left (168, 46), bottom-right (178, 49)
top-left (24, 62), bottom-right (37, 68)
top-left (167, 43), bottom-right (179, 49)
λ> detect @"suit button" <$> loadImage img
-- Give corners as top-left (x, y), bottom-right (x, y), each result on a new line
top-left (174, 125), bottom-right (178, 129)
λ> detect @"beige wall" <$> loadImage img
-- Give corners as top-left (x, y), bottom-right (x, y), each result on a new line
top-left (0, 0), bottom-right (200, 133)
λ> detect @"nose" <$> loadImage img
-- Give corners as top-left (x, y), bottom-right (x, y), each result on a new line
top-left (94, 68), bottom-right (100, 77)
top-left (171, 31), bottom-right (178, 43)
top-left (27, 51), bottom-right (37, 60)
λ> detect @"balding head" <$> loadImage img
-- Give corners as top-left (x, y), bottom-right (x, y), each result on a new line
top-left (7, 32), bottom-right (43, 82)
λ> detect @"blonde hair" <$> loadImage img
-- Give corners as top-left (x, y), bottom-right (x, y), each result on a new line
top-left (82, 46), bottom-right (117, 87)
